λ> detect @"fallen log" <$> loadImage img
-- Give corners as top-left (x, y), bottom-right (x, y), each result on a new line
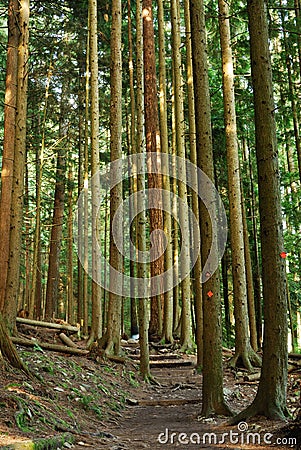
top-left (107, 355), bottom-right (126, 364)
top-left (138, 398), bottom-right (201, 407)
top-left (150, 359), bottom-right (195, 368)
top-left (289, 353), bottom-right (301, 359)
top-left (94, 351), bottom-right (126, 364)
top-left (243, 364), bottom-right (297, 382)
top-left (288, 359), bottom-right (301, 367)
top-left (288, 363), bottom-right (300, 373)
top-left (11, 337), bottom-right (89, 356)
top-left (16, 317), bottom-right (79, 333)
top-left (222, 346), bottom-right (233, 355)
top-left (129, 354), bottom-right (180, 361)
top-left (59, 333), bottom-right (78, 348)
top-left (243, 372), bottom-right (261, 382)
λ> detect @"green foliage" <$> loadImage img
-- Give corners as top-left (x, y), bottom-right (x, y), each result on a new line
top-left (0, 0), bottom-right (300, 346)
top-left (128, 370), bottom-right (139, 387)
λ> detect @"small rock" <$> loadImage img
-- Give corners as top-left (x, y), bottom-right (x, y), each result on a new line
top-left (126, 398), bottom-right (138, 406)
top-left (54, 387), bottom-right (65, 392)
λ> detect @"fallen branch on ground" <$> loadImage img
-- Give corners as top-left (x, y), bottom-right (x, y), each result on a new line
top-left (11, 337), bottom-right (89, 355)
top-left (59, 333), bottom-right (78, 348)
top-left (16, 318), bottom-right (79, 333)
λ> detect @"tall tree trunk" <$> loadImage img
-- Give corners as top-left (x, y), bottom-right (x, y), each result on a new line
top-left (34, 139), bottom-right (43, 320)
top-left (171, 90), bottom-right (180, 334)
top-left (29, 60), bottom-right (53, 319)
top-left (82, 18), bottom-right (91, 335)
top-left (190, 0), bottom-right (232, 417)
top-left (77, 71), bottom-right (84, 329)
top-left (4, 0), bottom-right (30, 333)
top-left (241, 185), bottom-right (258, 352)
top-left (24, 155), bottom-right (31, 311)
top-left (99, 0), bottom-right (123, 355)
top-left (218, 0), bottom-right (260, 371)
top-left (171, 0), bottom-right (192, 352)
top-left (184, 0), bottom-right (203, 365)
top-left (157, 0), bottom-right (173, 344)
top-left (127, 0), bottom-right (139, 339)
top-left (45, 88), bottom-right (67, 319)
top-left (0, 0), bottom-right (20, 313)
top-left (231, 0), bottom-right (289, 422)
top-left (87, 0), bottom-right (103, 346)
top-left (221, 249), bottom-right (231, 345)
top-left (143, 0), bottom-right (164, 338)
top-left (0, 312), bottom-right (32, 377)
top-left (67, 162), bottom-right (74, 324)
top-left (247, 142), bottom-right (262, 348)
top-left (136, 0), bottom-right (151, 379)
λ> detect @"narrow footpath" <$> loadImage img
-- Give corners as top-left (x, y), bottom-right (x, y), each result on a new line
top-left (70, 353), bottom-right (293, 450)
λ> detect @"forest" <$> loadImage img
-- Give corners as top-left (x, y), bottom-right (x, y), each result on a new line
top-left (0, 0), bottom-right (300, 448)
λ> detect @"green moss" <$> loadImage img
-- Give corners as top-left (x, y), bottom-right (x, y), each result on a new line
top-left (1, 433), bottom-right (74, 450)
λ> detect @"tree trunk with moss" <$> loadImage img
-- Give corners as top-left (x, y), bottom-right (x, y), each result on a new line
top-left (44, 91), bottom-right (67, 320)
top-left (127, 0), bottom-right (139, 340)
top-left (218, 0), bottom-right (260, 371)
top-left (184, 0), bottom-right (203, 364)
top-left (190, 0), bottom-right (232, 417)
top-left (171, 0), bottom-right (192, 352)
top-left (157, 0), bottom-right (173, 344)
top-left (0, 313), bottom-right (31, 376)
top-left (99, 0), bottom-right (123, 355)
top-left (29, 60), bottom-right (53, 320)
top-left (230, 0), bottom-right (289, 423)
top-left (143, 0), bottom-right (164, 338)
top-left (87, 0), bottom-right (103, 347)
top-left (0, 0), bottom-right (19, 314)
top-left (241, 185), bottom-right (258, 352)
top-left (4, 0), bottom-right (30, 333)
top-left (135, 0), bottom-right (151, 379)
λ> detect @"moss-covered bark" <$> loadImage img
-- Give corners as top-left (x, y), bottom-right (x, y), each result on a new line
top-left (230, 0), bottom-right (288, 422)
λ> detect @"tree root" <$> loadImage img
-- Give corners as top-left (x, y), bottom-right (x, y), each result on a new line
top-left (159, 334), bottom-right (174, 346)
top-left (141, 373), bottom-right (160, 386)
top-left (229, 347), bottom-right (262, 372)
top-left (202, 400), bottom-right (234, 418)
top-left (228, 398), bottom-right (290, 425)
top-left (86, 331), bottom-right (96, 349)
top-left (97, 333), bottom-right (120, 356)
top-left (0, 314), bottom-right (35, 380)
top-left (179, 340), bottom-right (196, 353)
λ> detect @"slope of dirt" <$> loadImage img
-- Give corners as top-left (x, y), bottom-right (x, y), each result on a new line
top-left (0, 331), bottom-right (299, 449)
top-left (0, 349), bottom-right (138, 448)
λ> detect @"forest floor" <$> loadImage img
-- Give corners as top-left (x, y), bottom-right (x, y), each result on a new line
top-left (0, 324), bottom-right (300, 449)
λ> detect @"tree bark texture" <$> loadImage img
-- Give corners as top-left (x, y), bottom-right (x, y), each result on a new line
top-left (143, 0), bottom-right (164, 337)
top-left (0, 0), bottom-right (20, 313)
top-left (100, 0), bottom-right (123, 355)
top-left (231, 0), bottom-right (289, 422)
top-left (4, 0), bottom-right (30, 333)
top-left (218, 0), bottom-right (260, 371)
top-left (190, 0), bottom-right (231, 417)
